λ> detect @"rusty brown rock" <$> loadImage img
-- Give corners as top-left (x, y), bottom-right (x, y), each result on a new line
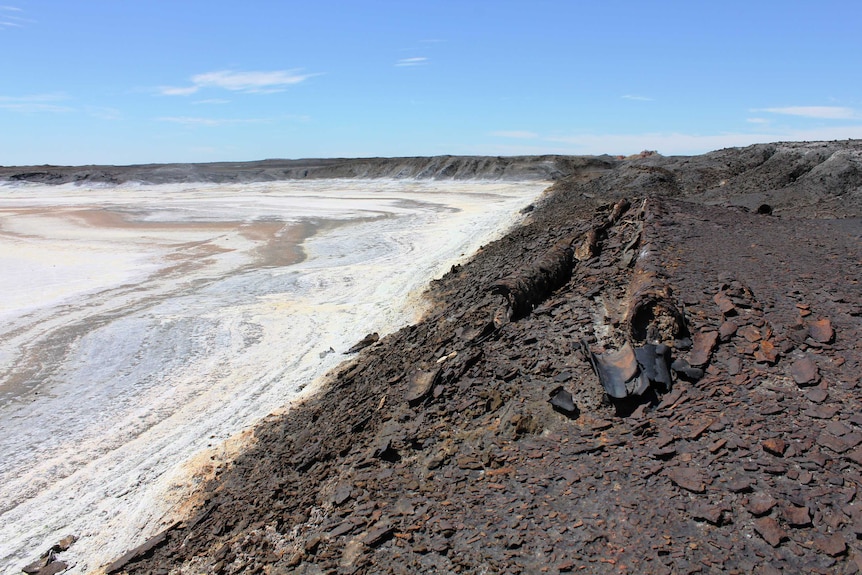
top-left (688, 331), bottom-right (718, 367)
top-left (782, 505), bottom-right (812, 527)
top-left (737, 325), bottom-right (762, 342)
top-left (805, 388), bottom-right (828, 403)
top-left (718, 320), bottom-right (738, 341)
top-left (667, 466), bottom-right (706, 493)
top-left (814, 533), bottom-right (847, 556)
top-left (747, 492), bottom-right (777, 516)
top-left (753, 340), bottom-right (779, 364)
top-left (790, 356), bottom-right (819, 386)
top-left (817, 433), bottom-right (849, 454)
top-left (713, 291), bottom-right (736, 315)
top-left (690, 503), bottom-right (726, 525)
top-left (846, 446), bottom-right (862, 466)
top-left (346, 332), bottom-right (379, 353)
top-left (726, 476), bottom-right (754, 493)
top-left (753, 517), bottom-right (786, 547)
top-left (762, 438), bottom-right (787, 457)
top-left (805, 404), bottom-right (840, 419)
top-left (405, 367), bottom-right (441, 405)
top-left (808, 318), bottom-right (835, 343)
top-left (361, 523), bottom-right (395, 547)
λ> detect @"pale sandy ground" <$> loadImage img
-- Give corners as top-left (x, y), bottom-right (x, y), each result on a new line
top-left (0, 179), bottom-right (549, 574)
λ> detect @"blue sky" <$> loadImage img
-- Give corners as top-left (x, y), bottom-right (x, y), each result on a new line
top-left (2, 1), bottom-right (861, 165)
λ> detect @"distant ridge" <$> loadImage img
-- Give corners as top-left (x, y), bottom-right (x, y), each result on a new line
top-left (0, 155), bottom-right (618, 185)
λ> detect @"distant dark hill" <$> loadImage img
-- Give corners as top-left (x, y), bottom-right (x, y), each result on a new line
top-left (0, 155), bottom-right (618, 185)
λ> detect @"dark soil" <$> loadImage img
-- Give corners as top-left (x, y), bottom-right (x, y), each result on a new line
top-left (18, 140), bottom-right (862, 574)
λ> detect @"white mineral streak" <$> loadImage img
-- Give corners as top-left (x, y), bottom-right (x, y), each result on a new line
top-left (0, 179), bottom-right (548, 574)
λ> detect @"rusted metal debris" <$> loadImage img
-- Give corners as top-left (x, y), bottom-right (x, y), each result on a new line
top-left (583, 341), bottom-right (672, 400)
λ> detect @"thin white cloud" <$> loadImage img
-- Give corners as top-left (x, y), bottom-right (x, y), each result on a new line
top-left (0, 5), bottom-right (33, 28)
top-left (160, 86), bottom-right (199, 96)
top-left (746, 118), bottom-right (770, 124)
top-left (0, 94), bottom-right (71, 113)
top-left (622, 94), bottom-right (653, 101)
top-left (193, 70), bottom-right (313, 92)
top-left (157, 116), bottom-right (266, 126)
top-left (86, 106), bottom-right (122, 121)
top-left (758, 106), bottom-right (860, 120)
top-left (396, 57), bottom-right (428, 67)
top-left (491, 130), bottom-right (539, 139)
top-left (160, 69), bottom-right (317, 96)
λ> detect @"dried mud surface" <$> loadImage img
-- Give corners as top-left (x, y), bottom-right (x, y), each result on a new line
top-left (19, 141), bottom-right (862, 574)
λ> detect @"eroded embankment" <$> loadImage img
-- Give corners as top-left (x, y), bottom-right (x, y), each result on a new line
top-left (0, 155), bottom-right (616, 186)
top-left (24, 140), bottom-right (862, 574)
top-left (97, 180), bottom-right (862, 575)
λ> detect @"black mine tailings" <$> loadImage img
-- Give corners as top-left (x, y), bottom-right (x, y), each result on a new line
top-left (16, 140), bottom-right (862, 575)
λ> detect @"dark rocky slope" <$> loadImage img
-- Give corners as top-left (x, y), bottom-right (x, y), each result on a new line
top-left (19, 140), bottom-right (862, 575)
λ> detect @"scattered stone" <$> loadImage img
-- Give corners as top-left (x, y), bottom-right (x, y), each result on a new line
top-left (22, 561), bottom-right (67, 575)
top-left (754, 340), bottom-right (779, 364)
top-left (782, 505), bottom-right (812, 527)
top-left (817, 433), bottom-right (849, 454)
top-left (747, 493), bottom-right (778, 516)
top-left (690, 503), bottom-right (726, 525)
top-left (405, 367), bottom-right (441, 406)
top-left (667, 466), bottom-right (707, 493)
top-left (346, 332), bottom-right (379, 353)
top-left (333, 481), bottom-right (353, 506)
top-left (846, 447), bottom-right (862, 466)
top-left (814, 533), bottom-right (847, 557)
top-left (718, 320), bottom-right (738, 342)
top-left (651, 446), bottom-right (677, 460)
top-left (753, 517), bottom-right (787, 547)
top-left (762, 438), bottom-right (787, 457)
top-left (726, 356), bottom-right (742, 376)
top-left (804, 404), bottom-right (840, 419)
top-left (670, 358), bottom-right (704, 381)
top-left (707, 438), bottom-right (727, 453)
top-left (759, 404), bottom-right (784, 416)
top-left (104, 524), bottom-right (177, 573)
top-left (305, 533), bottom-right (323, 554)
top-left (808, 318), bottom-right (835, 344)
top-left (713, 292), bottom-right (736, 315)
top-left (791, 356), bottom-right (820, 386)
top-left (55, 536), bottom-right (77, 552)
top-left (727, 476), bottom-right (754, 493)
top-left (361, 523), bottom-right (395, 547)
top-left (738, 325), bottom-right (762, 342)
top-left (805, 388), bottom-right (828, 403)
top-left (329, 521), bottom-right (355, 538)
top-left (456, 455), bottom-right (484, 470)
top-left (548, 386), bottom-right (579, 418)
top-left (688, 331), bottom-right (718, 367)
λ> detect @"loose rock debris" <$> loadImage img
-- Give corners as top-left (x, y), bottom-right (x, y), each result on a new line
top-left (91, 141), bottom-right (862, 575)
